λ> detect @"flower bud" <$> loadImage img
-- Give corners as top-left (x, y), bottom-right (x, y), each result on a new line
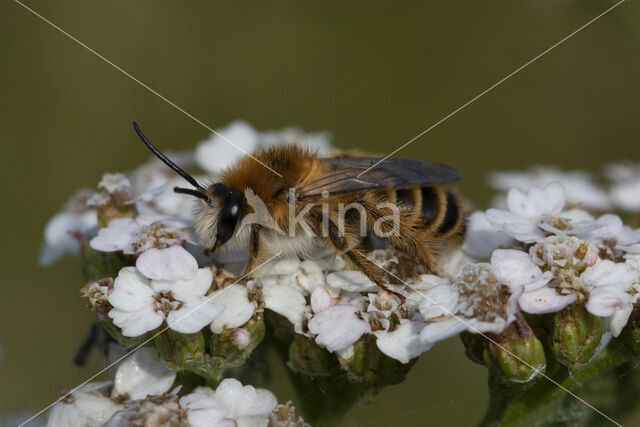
top-left (154, 330), bottom-right (206, 373)
top-left (551, 303), bottom-right (603, 371)
top-left (483, 317), bottom-right (546, 383)
top-left (209, 317), bottom-right (265, 373)
top-left (344, 334), bottom-right (415, 386)
top-left (288, 335), bottom-right (337, 377)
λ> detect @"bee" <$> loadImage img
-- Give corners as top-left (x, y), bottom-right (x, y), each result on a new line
top-left (134, 122), bottom-right (465, 298)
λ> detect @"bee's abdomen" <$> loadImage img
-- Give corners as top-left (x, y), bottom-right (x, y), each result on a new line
top-left (419, 186), bottom-right (447, 231)
top-left (419, 186), bottom-right (466, 240)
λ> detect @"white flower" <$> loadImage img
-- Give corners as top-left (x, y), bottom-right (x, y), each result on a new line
top-left (374, 320), bottom-right (431, 364)
top-left (259, 126), bottom-right (334, 155)
top-left (436, 247), bottom-right (476, 279)
top-left (519, 259), bottom-right (639, 333)
top-left (463, 211), bottom-right (515, 259)
top-left (486, 183), bottom-right (577, 243)
top-left (326, 270), bottom-right (378, 293)
top-left (254, 257), bottom-right (300, 277)
top-left (180, 379), bottom-right (277, 427)
top-left (488, 167), bottom-right (611, 211)
top-left (108, 267), bottom-right (223, 336)
top-left (90, 216), bottom-right (197, 281)
top-left (195, 121), bottom-right (258, 174)
top-left (104, 396), bottom-right (184, 427)
top-left (578, 214), bottom-right (640, 257)
top-left (261, 277), bottom-right (307, 330)
top-left (195, 121), bottom-right (335, 175)
top-left (605, 162), bottom-right (640, 211)
top-left (582, 260), bottom-right (639, 335)
top-left (418, 282), bottom-right (458, 321)
top-left (47, 382), bottom-right (122, 427)
top-left (420, 260), bottom-right (529, 346)
top-left (98, 173), bottom-right (131, 194)
top-left (180, 390), bottom-right (232, 427)
top-left (129, 154), bottom-right (199, 220)
top-left (39, 211), bottom-right (98, 266)
top-left (310, 286), bottom-right (336, 313)
top-left (111, 348), bottom-right (176, 400)
top-left (308, 303), bottom-right (371, 352)
top-left (209, 284), bottom-right (255, 333)
top-left (529, 235), bottom-right (599, 270)
top-left (39, 189), bottom-right (98, 266)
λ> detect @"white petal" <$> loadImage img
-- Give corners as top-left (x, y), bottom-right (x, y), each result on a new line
top-left (213, 379), bottom-right (278, 418)
top-left (108, 308), bottom-right (164, 337)
top-left (419, 284), bottom-right (459, 320)
top-left (195, 121), bottom-right (258, 174)
top-left (254, 257), bottom-right (301, 277)
top-left (48, 388), bottom-right (122, 427)
top-left (310, 286), bottom-right (336, 313)
top-left (419, 317), bottom-right (467, 345)
top-left (506, 183), bottom-right (564, 217)
top-left (152, 268), bottom-right (214, 300)
top-left (586, 286), bottom-right (632, 317)
top-left (462, 211), bottom-right (514, 259)
top-left (491, 249), bottom-right (550, 291)
top-left (167, 298), bottom-right (224, 334)
top-left (40, 211), bottom-right (97, 265)
top-left (262, 282), bottom-right (306, 327)
top-left (180, 393), bottom-right (232, 427)
top-left (602, 305), bottom-right (633, 337)
top-left (136, 246), bottom-right (199, 281)
top-left (486, 209), bottom-right (544, 243)
top-left (300, 260), bottom-right (323, 274)
top-left (518, 287), bottom-right (576, 314)
top-left (209, 285), bottom-right (255, 333)
top-left (111, 347), bottom-right (176, 400)
top-left (581, 260), bottom-right (639, 290)
top-left (326, 270), bottom-right (377, 292)
top-left (307, 304), bottom-right (370, 352)
top-left (295, 271), bottom-right (325, 293)
top-left (375, 321), bottom-right (431, 363)
top-left (89, 218), bottom-right (138, 252)
top-left (108, 267), bottom-right (156, 312)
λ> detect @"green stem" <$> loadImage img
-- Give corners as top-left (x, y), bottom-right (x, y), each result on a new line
top-left (480, 338), bottom-right (635, 427)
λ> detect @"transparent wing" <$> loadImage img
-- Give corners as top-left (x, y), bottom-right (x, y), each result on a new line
top-left (295, 157), bottom-right (461, 198)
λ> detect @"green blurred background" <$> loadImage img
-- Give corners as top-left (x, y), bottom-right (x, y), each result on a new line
top-left (2, 0), bottom-right (640, 425)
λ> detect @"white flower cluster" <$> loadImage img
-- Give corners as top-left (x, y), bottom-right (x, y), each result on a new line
top-left (47, 348), bottom-right (297, 427)
top-left (458, 183), bottom-right (640, 341)
top-left (489, 163), bottom-right (640, 212)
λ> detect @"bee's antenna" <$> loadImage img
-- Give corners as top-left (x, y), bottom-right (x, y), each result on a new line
top-left (174, 186), bottom-right (211, 202)
top-left (133, 121), bottom-right (203, 190)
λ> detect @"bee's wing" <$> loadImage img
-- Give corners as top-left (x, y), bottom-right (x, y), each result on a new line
top-left (295, 157), bottom-right (461, 198)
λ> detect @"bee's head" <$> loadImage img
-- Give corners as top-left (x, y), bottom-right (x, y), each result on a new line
top-left (189, 183), bottom-right (243, 251)
top-left (133, 122), bottom-right (243, 252)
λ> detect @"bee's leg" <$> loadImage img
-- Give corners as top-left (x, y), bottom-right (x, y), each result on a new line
top-left (242, 224), bottom-right (262, 282)
top-left (361, 200), bottom-right (439, 272)
top-left (325, 219), bottom-right (405, 301)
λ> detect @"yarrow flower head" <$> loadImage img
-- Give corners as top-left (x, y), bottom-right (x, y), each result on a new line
top-left (486, 183), bottom-right (596, 243)
top-left (488, 166), bottom-right (611, 211)
top-left (107, 267), bottom-right (223, 336)
top-left (39, 189), bottom-right (98, 266)
top-left (420, 249), bottom-right (550, 345)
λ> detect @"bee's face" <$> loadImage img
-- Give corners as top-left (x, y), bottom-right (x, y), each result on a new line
top-left (193, 183), bottom-right (243, 251)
